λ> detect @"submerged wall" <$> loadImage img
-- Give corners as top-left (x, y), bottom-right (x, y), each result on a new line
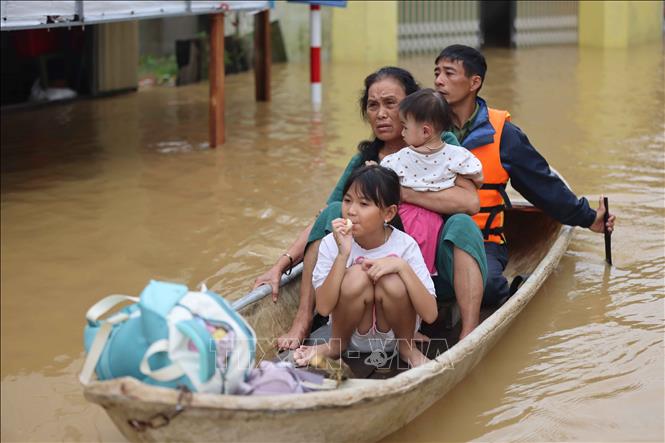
top-left (579, 0), bottom-right (664, 48)
top-left (331, 1), bottom-right (398, 64)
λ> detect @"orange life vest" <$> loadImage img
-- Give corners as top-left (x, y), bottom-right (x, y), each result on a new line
top-left (471, 108), bottom-right (511, 244)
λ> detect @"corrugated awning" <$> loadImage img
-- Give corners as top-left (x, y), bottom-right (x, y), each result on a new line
top-left (1, 1), bottom-right (272, 31)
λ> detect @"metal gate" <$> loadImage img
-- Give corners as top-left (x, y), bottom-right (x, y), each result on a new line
top-left (514, 1), bottom-right (578, 47)
top-left (398, 0), bottom-right (579, 53)
top-left (398, 1), bottom-right (481, 56)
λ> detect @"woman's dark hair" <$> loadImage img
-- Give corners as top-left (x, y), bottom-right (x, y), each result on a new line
top-left (399, 88), bottom-right (453, 134)
top-left (342, 165), bottom-right (401, 210)
top-left (357, 67), bottom-right (420, 163)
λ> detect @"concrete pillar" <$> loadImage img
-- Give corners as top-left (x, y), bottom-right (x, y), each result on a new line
top-left (331, 1), bottom-right (398, 64)
top-left (579, 1), bottom-right (664, 48)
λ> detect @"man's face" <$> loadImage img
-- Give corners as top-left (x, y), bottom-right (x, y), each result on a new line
top-left (434, 58), bottom-right (478, 106)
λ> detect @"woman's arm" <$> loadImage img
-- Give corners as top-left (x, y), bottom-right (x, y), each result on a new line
top-left (461, 171), bottom-right (484, 189)
top-left (401, 175), bottom-right (480, 215)
top-left (252, 222), bottom-right (313, 300)
top-left (253, 155), bottom-right (361, 299)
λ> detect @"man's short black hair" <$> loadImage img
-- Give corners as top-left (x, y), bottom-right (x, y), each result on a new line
top-left (435, 44), bottom-right (487, 83)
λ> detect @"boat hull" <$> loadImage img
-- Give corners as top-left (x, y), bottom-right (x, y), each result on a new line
top-left (83, 204), bottom-right (574, 442)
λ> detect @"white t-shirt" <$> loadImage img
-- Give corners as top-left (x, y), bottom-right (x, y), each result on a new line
top-left (312, 227), bottom-right (436, 298)
top-left (380, 143), bottom-right (482, 191)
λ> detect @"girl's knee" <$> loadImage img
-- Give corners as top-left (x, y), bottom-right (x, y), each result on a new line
top-left (340, 265), bottom-right (372, 299)
top-left (374, 274), bottom-right (407, 302)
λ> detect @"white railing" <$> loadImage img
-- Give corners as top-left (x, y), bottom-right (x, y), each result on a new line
top-left (398, 1), bottom-right (481, 55)
top-left (514, 0), bottom-right (578, 47)
top-left (397, 0), bottom-right (579, 52)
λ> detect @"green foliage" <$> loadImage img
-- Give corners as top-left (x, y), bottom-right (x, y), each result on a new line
top-left (138, 54), bottom-right (178, 84)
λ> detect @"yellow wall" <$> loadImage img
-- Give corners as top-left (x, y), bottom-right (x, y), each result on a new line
top-left (331, 1), bottom-right (398, 63)
top-left (579, 1), bottom-right (664, 48)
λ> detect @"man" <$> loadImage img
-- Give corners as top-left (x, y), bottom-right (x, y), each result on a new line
top-left (433, 45), bottom-right (616, 305)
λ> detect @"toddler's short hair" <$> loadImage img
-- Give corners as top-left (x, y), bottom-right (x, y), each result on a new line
top-left (399, 88), bottom-right (453, 134)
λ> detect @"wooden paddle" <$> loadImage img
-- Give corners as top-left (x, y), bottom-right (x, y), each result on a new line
top-left (603, 196), bottom-right (612, 265)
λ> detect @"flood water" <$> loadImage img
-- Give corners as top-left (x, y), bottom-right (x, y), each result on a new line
top-left (1, 44), bottom-right (663, 442)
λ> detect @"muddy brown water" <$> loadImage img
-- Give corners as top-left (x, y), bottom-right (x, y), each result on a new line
top-left (1, 44), bottom-right (663, 442)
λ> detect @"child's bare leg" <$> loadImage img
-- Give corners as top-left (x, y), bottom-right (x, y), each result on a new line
top-left (375, 274), bottom-right (429, 368)
top-left (277, 240), bottom-right (319, 350)
top-left (294, 266), bottom-right (373, 366)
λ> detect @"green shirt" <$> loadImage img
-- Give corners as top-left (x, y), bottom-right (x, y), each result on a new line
top-left (325, 131), bottom-right (461, 204)
top-left (451, 104), bottom-right (479, 143)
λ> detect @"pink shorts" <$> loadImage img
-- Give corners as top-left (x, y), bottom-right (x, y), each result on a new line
top-left (399, 202), bottom-right (443, 274)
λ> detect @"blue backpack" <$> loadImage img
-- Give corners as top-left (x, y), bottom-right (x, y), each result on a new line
top-left (79, 280), bottom-right (256, 394)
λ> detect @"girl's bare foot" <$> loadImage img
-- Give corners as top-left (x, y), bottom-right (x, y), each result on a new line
top-left (293, 343), bottom-right (335, 367)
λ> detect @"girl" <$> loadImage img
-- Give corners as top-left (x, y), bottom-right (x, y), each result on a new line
top-left (293, 165), bottom-right (437, 368)
top-left (380, 88), bottom-right (483, 275)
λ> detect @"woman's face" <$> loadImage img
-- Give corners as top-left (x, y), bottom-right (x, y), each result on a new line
top-left (366, 78), bottom-right (407, 145)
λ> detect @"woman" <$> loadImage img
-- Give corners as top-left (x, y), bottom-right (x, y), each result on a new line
top-left (253, 67), bottom-right (487, 348)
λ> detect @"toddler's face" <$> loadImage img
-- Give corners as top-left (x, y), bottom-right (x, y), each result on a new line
top-left (400, 115), bottom-right (428, 148)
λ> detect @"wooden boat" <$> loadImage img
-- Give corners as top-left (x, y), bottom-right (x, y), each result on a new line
top-left (83, 198), bottom-right (573, 443)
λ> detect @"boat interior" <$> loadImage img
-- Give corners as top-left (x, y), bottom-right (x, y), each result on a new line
top-left (273, 204), bottom-right (562, 381)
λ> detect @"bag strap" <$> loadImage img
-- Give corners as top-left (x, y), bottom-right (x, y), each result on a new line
top-left (139, 340), bottom-right (185, 381)
top-left (85, 294), bottom-right (140, 323)
top-left (79, 294), bottom-right (139, 385)
top-left (80, 322), bottom-right (113, 385)
top-left (176, 319), bottom-right (216, 383)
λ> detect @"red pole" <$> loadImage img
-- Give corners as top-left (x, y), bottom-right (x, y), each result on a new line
top-left (310, 4), bottom-right (321, 108)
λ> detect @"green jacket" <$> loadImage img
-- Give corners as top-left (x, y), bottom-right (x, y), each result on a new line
top-left (326, 131), bottom-right (460, 204)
